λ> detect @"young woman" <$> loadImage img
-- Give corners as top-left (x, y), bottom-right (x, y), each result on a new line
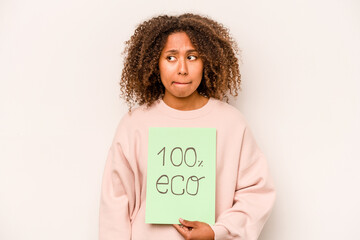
top-left (99, 13), bottom-right (276, 240)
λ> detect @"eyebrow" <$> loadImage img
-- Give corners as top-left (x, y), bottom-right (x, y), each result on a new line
top-left (164, 49), bottom-right (198, 54)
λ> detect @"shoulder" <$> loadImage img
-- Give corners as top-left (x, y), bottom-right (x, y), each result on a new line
top-left (211, 98), bottom-right (248, 126)
top-left (114, 101), bottom-right (160, 134)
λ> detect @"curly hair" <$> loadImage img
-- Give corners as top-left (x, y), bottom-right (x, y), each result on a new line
top-left (120, 13), bottom-right (242, 110)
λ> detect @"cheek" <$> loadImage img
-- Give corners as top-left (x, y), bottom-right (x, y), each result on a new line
top-left (195, 64), bottom-right (204, 78)
top-left (158, 61), bottom-right (165, 76)
top-left (196, 60), bottom-right (204, 73)
top-left (159, 62), bottom-right (174, 78)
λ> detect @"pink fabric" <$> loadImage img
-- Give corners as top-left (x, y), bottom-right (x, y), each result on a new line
top-left (99, 98), bottom-right (276, 240)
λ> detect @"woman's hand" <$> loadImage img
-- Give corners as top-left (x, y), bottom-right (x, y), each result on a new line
top-left (173, 218), bottom-right (215, 240)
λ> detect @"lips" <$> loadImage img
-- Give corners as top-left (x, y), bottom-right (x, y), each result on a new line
top-left (172, 81), bottom-right (191, 85)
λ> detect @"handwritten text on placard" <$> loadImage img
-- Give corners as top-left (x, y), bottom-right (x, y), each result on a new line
top-left (145, 128), bottom-right (216, 224)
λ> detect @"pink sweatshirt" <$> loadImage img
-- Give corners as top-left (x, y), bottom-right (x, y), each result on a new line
top-left (99, 98), bottom-right (276, 240)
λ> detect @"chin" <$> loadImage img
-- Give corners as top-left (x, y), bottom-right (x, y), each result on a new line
top-left (169, 91), bottom-right (190, 98)
top-left (174, 93), bottom-right (194, 98)
top-left (165, 89), bottom-right (199, 100)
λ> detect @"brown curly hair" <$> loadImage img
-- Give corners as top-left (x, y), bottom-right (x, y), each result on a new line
top-left (120, 13), bottom-right (241, 110)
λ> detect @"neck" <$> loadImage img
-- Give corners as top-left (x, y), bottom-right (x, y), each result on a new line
top-left (163, 92), bottom-right (209, 111)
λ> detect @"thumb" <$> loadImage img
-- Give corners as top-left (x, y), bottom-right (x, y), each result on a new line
top-left (179, 218), bottom-right (197, 228)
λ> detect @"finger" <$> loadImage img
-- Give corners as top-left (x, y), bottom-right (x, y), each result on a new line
top-left (179, 218), bottom-right (197, 228)
top-left (173, 224), bottom-right (189, 238)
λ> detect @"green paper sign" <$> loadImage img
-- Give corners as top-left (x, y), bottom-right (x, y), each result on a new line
top-left (145, 127), bottom-right (216, 225)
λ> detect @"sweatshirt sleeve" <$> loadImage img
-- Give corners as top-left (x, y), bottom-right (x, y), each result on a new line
top-left (99, 132), bottom-right (135, 240)
top-left (211, 127), bottom-right (276, 240)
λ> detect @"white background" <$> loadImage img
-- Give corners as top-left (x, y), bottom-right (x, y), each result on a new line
top-left (1, 0), bottom-right (359, 239)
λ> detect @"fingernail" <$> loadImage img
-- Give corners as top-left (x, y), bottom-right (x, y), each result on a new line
top-left (179, 218), bottom-right (183, 222)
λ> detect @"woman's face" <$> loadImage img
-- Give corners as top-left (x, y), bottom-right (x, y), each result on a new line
top-left (159, 32), bottom-right (204, 101)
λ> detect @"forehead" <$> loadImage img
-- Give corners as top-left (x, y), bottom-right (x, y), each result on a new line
top-left (162, 32), bottom-right (196, 51)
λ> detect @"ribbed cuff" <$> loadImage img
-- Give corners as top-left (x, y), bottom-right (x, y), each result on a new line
top-left (210, 224), bottom-right (229, 240)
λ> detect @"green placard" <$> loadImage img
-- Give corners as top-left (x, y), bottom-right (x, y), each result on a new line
top-left (145, 127), bottom-right (216, 225)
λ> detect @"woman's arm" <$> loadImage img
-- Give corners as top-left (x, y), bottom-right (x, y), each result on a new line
top-left (173, 127), bottom-right (276, 240)
top-left (211, 127), bottom-right (276, 240)
top-left (99, 141), bottom-right (134, 240)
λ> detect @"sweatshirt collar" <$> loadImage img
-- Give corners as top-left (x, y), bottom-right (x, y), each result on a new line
top-left (156, 97), bottom-right (215, 119)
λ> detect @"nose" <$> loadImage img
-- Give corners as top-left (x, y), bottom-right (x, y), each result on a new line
top-left (178, 57), bottom-right (188, 76)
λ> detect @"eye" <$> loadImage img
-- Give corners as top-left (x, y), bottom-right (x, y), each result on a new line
top-left (166, 56), bottom-right (176, 61)
top-left (188, 55), bottom-right (198, 60)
